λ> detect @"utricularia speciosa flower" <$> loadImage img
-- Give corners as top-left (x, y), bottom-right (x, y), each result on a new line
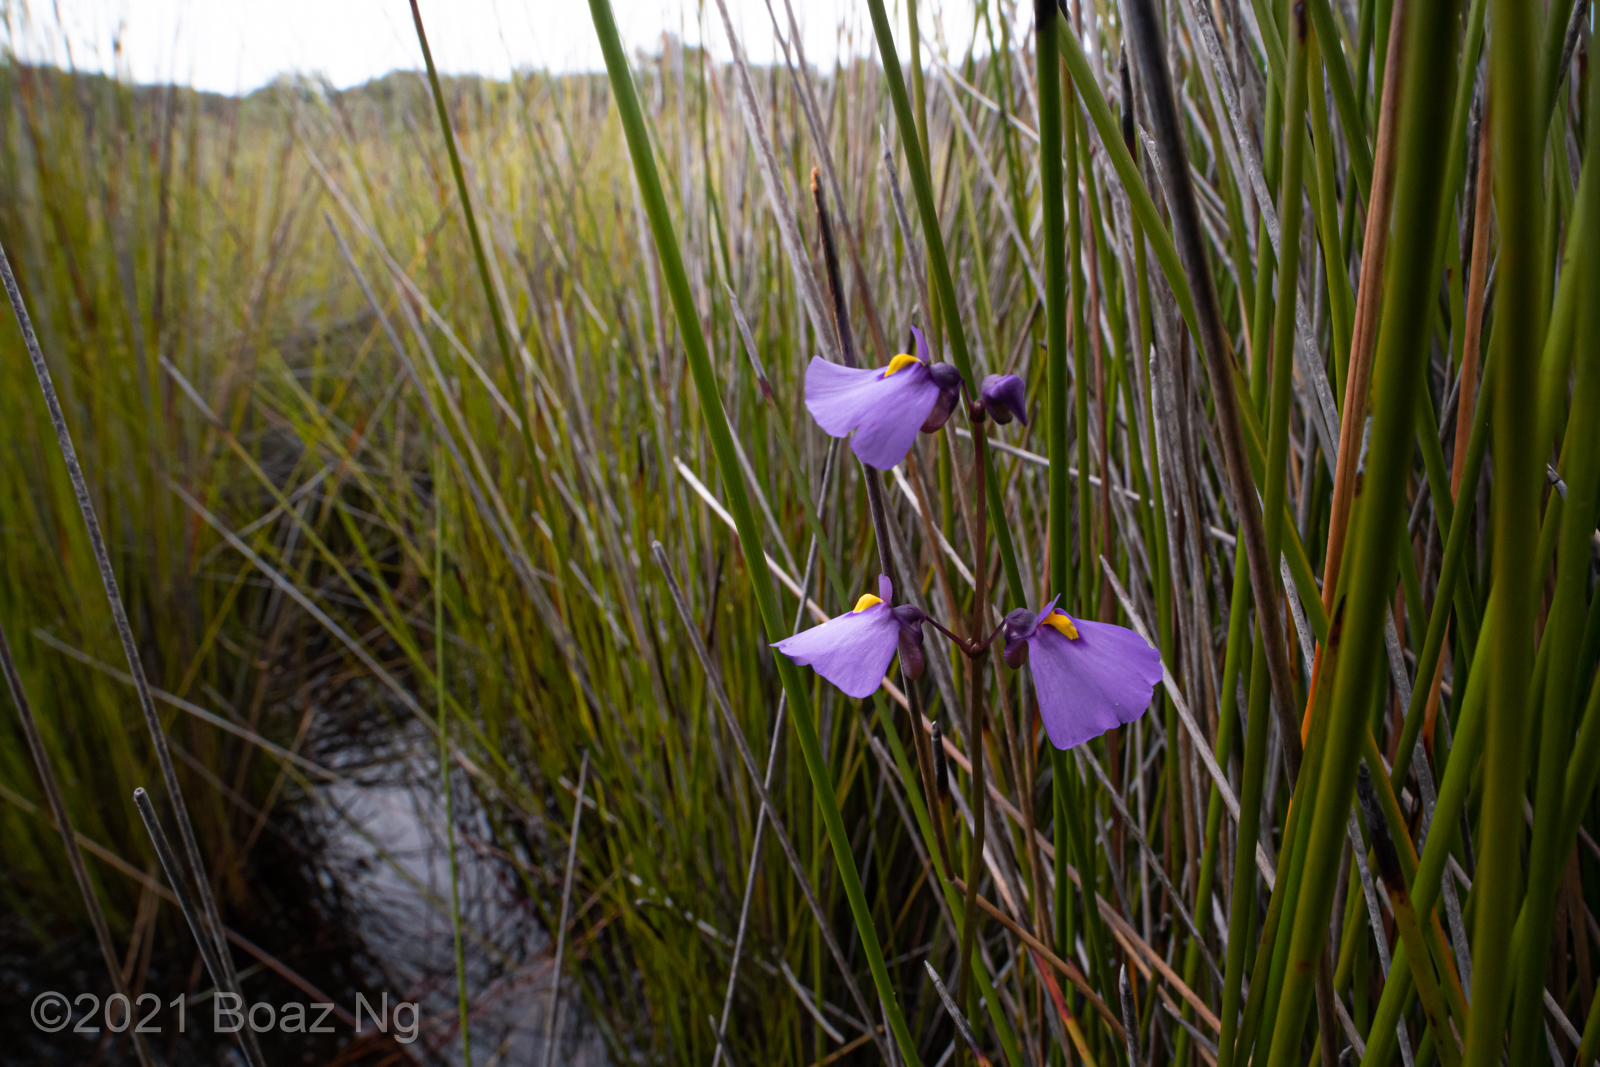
top-left (772, 576), bottom-right (926, 698)
top-left (804, 326), bottom-right (962, 469)
top-left (1002, 600), bottom-right (1163, 750)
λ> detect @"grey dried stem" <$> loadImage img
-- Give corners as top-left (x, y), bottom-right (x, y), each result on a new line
top-left (1121, 0), bottom-right (1302, 781)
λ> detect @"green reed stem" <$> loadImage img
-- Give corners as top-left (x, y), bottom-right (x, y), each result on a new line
top-left (1065, 71), bottom-right (1091, 618)
top-left (1039, 0), bottom-right (1069, 607)
top-left (1035, 14), bottom-right (1078, 1048)
top-left (1233, 700), bottom-right (1323, 1067)
top-left (1361, 472), bottom-right (1570, 1065)
top-left (1462, 5), bottom-right (1546, 1063)
top-left (1054, 23), bottom-right (1201, 349)
top-left (1224, 9), bottom-right (1315, 1061)
top-left (584, 4), bottom-right (921, 1062)
top-left (1217, 618), bottom-right (1273, 1066)
top-left (1505, 41), bottom-right (1600, 1061)
top-left (1179, 533), bottom-right (1249, 1067)
top-left (1305, 0), bottom-right (1374, 202)
top-left (437, 447), bottom-right (471, 1067)
top-left (1262, 2), bottom-right (1462, 1061)
top-left (408, 0), bottom-right (541, 489)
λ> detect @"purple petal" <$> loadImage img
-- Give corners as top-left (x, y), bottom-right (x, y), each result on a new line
top-left (911, 325), bottom-right (931, 364)
top-left (804, 356), bottom-right (940, 469)
top-left (773, 601), bottom-right (899, 699)
top-left (1027, 619), bottom-right (1163, 750)
top-left (1029, 596), bottom-right (1063, 636)
top-left (877, 574), bottom-right (894, 603)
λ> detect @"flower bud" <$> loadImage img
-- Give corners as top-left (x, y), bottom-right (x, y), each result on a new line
top-left (979, 374), bottom-right (1028, 426)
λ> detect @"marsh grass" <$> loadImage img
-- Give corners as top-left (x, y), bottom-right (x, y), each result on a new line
top-left (3, 1), bottom-right (1600, 1064)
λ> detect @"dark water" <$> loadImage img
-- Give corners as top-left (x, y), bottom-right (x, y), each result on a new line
top-left (1, 719), bottom-right (605, 1066)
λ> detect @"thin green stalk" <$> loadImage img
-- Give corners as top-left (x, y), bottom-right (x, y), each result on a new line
top-left (408, 0), bottom-right (541, 490)
top-left (1356, 771), bottom-right (1463, 1067)
top-left (1230, 10), bottom-right (1315, 1059)
top-left (1581, 977), bottom-right (1600, 1066)
top-left (1036, 13), bottom-right (1077, 1050)
top-left (1178, 534), bottom-right (1249, 1067)
top-left (1039, 0), bottom-right (1069, 606)
top-left (1463, 5), bottom-right (1546, 1063)
top-left (1067, 71), bottom-right (1092, 616)
top-left (1388, 357), bottom-right (1493, 791)
top-left (1234, 699), bottom-right (1324, 1067)
top-left (956, 425), bottom-right (990, 1038)
top-left (1262, 1), bottom-right (1461, 1061)
top-left (437, 449), bottom-right (471, 1067)
top-left (1264, 0), bottom-right (1311, 677)
top-left (1506, 43), bottom-right (1600, 1060)
top-left (1358, 604), bottom-right (1490, 1066)
top-left (1359, 473), bottom-right (1565, 1066)
top-left (1423, 0), bottom-right (1489, 389)
top-left (878, 694), bottom-right (1023, 1067)
top-left (1217, 619), bottom-right (1275, 1067)
top-left (584, 4), bottom-right (919, 1062)
top-left (1306, 43), bottom-right (1353, 371)
top-left (1304, 0), bottom-right (1374, 202)
top-left (1055, 23), bottom-right (1202, 348)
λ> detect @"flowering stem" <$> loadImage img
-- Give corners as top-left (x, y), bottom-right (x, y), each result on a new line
top-left (862, 0), bottom-right (1025, 613)
top-left (955, 418), bottom-right (991, 1035)
top-left (812, 171), bottom-right (899, 597)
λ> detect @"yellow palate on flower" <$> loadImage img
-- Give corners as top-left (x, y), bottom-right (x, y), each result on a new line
top-left (882, 353), bottom-right (921, 377)
top-left (1041, 612), bottom-right (1080, 640)
top-left (851, 593), bottom-right (883, 613)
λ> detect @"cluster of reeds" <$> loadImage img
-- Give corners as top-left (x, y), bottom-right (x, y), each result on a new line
top-left (3, 0), bottom-right (1599, 1063)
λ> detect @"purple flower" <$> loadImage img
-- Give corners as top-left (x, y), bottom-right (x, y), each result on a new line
top-left (980, 374), bottom-right (1028, 425)
top-left (773, 576), bottom-right (926, 698)
top-left (1001, 600), bottom-right (1163, 750)
top-left (804, 326), bottom-right (962, 469)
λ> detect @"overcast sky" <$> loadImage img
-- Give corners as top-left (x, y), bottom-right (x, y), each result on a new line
top-left (10, 0), bottom-right (984, 95)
